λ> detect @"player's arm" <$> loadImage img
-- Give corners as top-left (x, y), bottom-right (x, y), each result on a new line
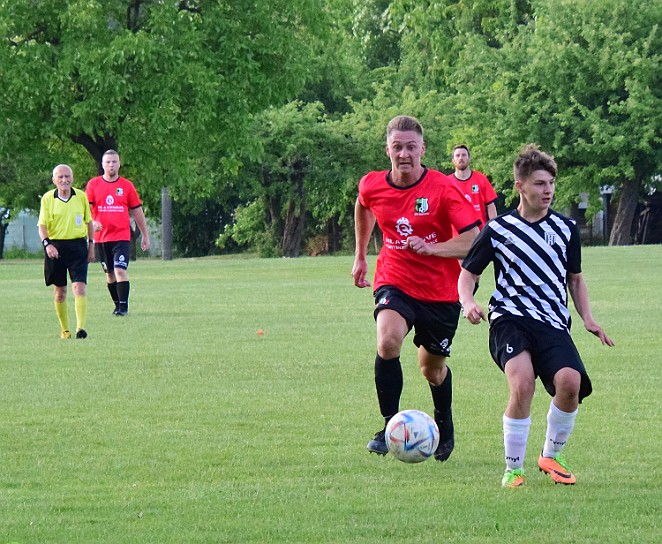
top-left (458, 268), bottom-right (486, 324)
top-left (408, 225), bottom-right (479, 259)
top-left (352, 198), bottom-right (376, 288)
top-left (130, 206), bottom-right (151, 251)
top-left (567, 272), bottom-right (614, 346)
top-left (486, 202), bottom-right (497, 221)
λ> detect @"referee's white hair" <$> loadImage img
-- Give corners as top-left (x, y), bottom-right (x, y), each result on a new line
top-left (52, 164), bottom-right (73, 178)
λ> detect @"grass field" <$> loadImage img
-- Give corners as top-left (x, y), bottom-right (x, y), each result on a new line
top-left (0, 246), bottom-right (660, 543)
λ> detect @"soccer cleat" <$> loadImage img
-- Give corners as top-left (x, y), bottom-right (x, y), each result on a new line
top-left (434, 408), bottom-right (455, 462)
top-left (75, 329), bottom-right (88, 339)
top-left (538, 452), bottom-right (576, 485)
top-left (502, 468), bottom-right (525, 488)
top-left (367, 428), bottom-right (388, 455)
top-left (115, 309), bottom-right (128, 317)
top-left (60, 330), bottom-right (71, 340)
top-left (116, 303), bottom-right (128, 317)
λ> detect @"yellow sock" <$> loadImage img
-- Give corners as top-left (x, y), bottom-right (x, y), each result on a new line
top-left (75, 295), bottom-right (87, 331)
top-left (55, 301), bottom-right (69, 332)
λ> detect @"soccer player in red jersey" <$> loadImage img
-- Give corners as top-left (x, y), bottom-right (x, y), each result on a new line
top-left (451, 144), bottom-right (499, 293)
top-left (86, 150), bottom-right (150, 316)
top-left (451, 144), bottom-right (498, 228)
top-left (352, 116), bottom-right (480, 461)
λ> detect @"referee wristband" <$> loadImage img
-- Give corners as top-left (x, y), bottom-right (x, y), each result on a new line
top-left (42, 238), bottom-right (51, 247)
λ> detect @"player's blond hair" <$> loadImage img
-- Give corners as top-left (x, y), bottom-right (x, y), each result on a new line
top-left (386, 116), bottom-right (424, 140)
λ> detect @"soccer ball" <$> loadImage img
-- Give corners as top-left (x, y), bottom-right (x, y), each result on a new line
top-left (385, 410), bottom-right (440, 463)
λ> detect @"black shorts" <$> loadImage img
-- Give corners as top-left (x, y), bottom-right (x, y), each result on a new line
top-left (44, 238), bottom-right (89, 287)
top-left (489, 316), bottom-right (592, 401)
top-left (95, 240), bottom-right (131, 273)
top-left (373, 285), bottom-right (461, 357)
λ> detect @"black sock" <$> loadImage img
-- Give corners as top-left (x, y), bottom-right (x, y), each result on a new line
top-left (429, 366), bottom-right (453, 416)
top-left (117, 280), bottom-right (130, 311)
top-left (107, 282), bottom-right (119, 306)
top-left (375, 354), bottom-right (403, 426)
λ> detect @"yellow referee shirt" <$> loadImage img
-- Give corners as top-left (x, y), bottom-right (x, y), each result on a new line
top-left (38, 188), bottom-right (92, 240)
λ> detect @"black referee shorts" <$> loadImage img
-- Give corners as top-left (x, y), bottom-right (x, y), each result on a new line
top-left (44, 238), bottom-right (89, 287)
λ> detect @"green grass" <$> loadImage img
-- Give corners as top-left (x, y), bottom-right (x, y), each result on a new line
top-left (0, 246), bottom-right (660, 543)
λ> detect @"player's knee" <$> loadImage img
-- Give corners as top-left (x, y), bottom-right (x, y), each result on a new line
top-left (554, 368), bottom-right (581, 397)
top-left (420, 365), bottom-right (443, 386)
top-left (377, 336), bottom-right (403, 359)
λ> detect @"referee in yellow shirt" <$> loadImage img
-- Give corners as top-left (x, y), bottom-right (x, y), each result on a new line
top-left (38, 164), bottom-right (95, 339)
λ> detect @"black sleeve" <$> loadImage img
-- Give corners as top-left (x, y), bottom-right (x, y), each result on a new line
top-left (462, 225), bottom-right (495, 276)
top-left (566, 221), bottom-right (582, 274)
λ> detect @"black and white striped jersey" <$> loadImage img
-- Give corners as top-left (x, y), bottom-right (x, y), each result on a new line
top-left (462, 209), bottom-right (582, 331)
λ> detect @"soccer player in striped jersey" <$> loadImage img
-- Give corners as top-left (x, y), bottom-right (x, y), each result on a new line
top-left (458, 144), bottom-right (614, 487)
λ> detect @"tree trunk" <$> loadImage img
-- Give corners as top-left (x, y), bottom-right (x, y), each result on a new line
top-left (279, 162), bottom-right (307, 257)
top-left (72, 133), bottom-right (118, 174)
top-left (610, 176), bottom-right (641, 246)
top-left (0, 221), bottom-right (8, 259)
top-left (281, 198), bottom-right (306, 257)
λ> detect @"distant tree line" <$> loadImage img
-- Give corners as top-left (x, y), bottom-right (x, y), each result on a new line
top-left (1, 0), bottom-right (660, 257)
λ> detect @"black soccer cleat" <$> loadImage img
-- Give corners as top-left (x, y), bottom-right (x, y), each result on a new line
top-left (434, 408), bottom-right (455, 462)
top-left (75, 329), bottom-right (88, 339)
top-left (367, 428), bottom-right (388, 455)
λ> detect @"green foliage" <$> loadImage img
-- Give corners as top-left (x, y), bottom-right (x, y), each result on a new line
top-left (2, 0), bottom-right (660, 253)
top-left (0, 0), bottom-right (327, 212)
top-left (463, 0), bottom-right (662, 214)
top-left (1, 248), bottom-right (661, 542)
top-left (388, 0), bottom-right (533, 89)
top-left (219, 101), bottom-right (357, 256)
top-left (217, 200), bottom-right (280, 258)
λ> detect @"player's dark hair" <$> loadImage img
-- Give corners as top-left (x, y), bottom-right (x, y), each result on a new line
top-left (513, 144), bottom-right (557, 180)
top-left (452, 144), bottom-right (470, 156)
top-left (386, 116), bottom-right (424, 140)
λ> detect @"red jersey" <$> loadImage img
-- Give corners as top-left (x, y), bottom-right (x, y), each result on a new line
top-left (452, 170), bottom-right (498, 227)
top-left (359, 168), bottom-right (480, 302)
top-left (86, 176), bottom-right (143, 243)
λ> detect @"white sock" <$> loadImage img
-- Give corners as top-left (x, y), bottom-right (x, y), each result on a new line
top-left (503, 414), bottom-right (531, 470)
top-left (542, 401), bottom-right (578, 458)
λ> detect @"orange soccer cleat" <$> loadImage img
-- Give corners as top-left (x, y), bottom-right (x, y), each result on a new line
top-left (538, 453), bottom-right (576, 485)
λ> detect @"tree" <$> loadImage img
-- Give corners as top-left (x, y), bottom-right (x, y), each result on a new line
top-left (219, 101), bottom-right (355, 257)
top-left (388, 0), bottom-right (533, 90)
top-left (0, 0), bottom-right (327, 218)
top-left (449, 0), bottom-right (662, 243)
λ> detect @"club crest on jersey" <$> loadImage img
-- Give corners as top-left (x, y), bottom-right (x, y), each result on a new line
top-left (472, 184), bottom-right (479, 193)
top-left (545, 232), bottom-right (557, 245)
top-left (116, 188), bottom-right (124, 196)
top-left (396, 217), bottom-right (413, 238)
top-left (415, 198), bottom-right (429, 214)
